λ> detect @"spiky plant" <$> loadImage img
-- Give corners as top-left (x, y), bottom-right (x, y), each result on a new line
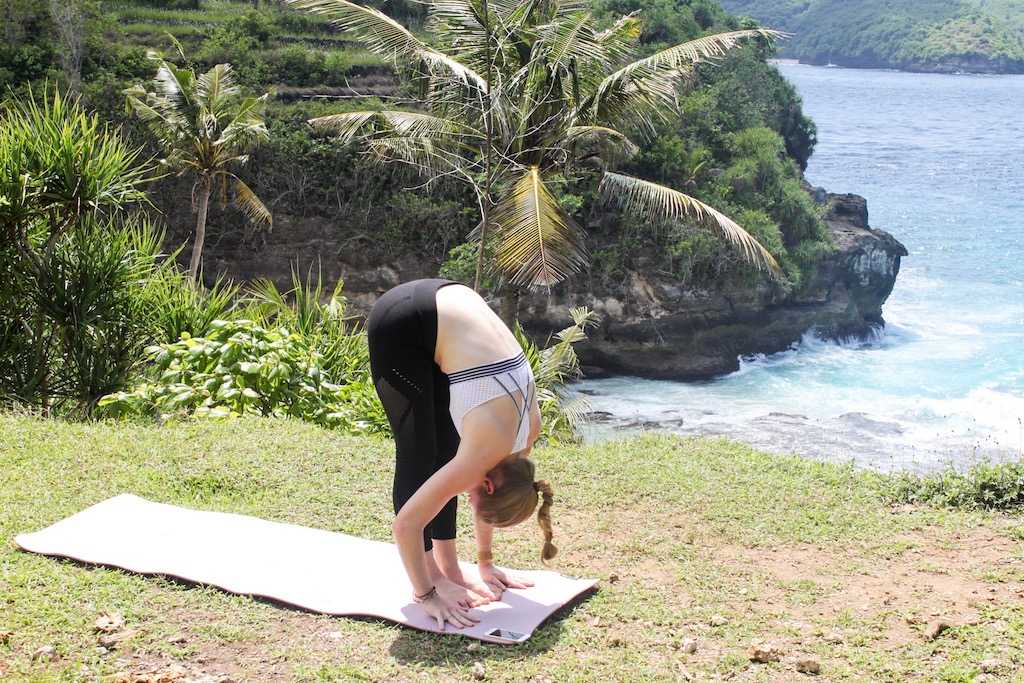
top-left (125, 59), bottom-right (272, 281)
top-left (284, 0), bottom-right (782, 291)
top-left (514, 306), bottom-right (599, 442)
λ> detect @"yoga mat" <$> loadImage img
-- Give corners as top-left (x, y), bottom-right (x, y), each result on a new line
top-left (14, 494), bottom-right (596, 644)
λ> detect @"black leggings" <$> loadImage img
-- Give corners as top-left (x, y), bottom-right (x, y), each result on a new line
top-left (366, 278), bottom-right (463, 552)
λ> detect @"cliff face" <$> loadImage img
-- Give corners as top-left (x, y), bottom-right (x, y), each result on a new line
top-left (176, 190), bottom-right (906, 382)
top-left (516, 193), bottom-right (907, 379)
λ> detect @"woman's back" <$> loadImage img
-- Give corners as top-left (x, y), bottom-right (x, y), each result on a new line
top-left (434, 284), bottom-right (522, 372)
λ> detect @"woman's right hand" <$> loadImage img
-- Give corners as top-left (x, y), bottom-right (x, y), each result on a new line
top-left (420, 592), bottom-right (480, 631)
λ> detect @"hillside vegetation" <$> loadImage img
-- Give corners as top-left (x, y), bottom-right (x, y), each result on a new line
top-left (721, 0), bottom-right (1024, 73)
top-left (2, 0), bottom-right (827, 295)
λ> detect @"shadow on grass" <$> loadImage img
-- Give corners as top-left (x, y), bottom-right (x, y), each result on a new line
top-left (388, 589), bottom-right (596, 665)
top-left (27, 554), bottom-right (597, 660)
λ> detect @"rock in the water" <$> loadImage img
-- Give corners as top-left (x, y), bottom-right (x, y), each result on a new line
top-left (680, 637), bottom-right (698, 654)
top-left (748, 641), bottom-right (783, 663)
top-left (471, 661), bottom-right (486, 680)
top-left (796, 658), bottom-right (821, 675)
top-left (923, 620), bottom-right (950, 641)
top-left (514, 192), bottom-right (908, 380)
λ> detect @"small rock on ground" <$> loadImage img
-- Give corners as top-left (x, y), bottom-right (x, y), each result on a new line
top-left (680, 637), bottom-right (698, 654)
top-left (99, 629), bottom-right (139, 649)
top-left (32, 645), bottom-right (58, 662)
top-left (95, 612), bottom-right (125, 634)
top-left (472, 661), bottom-right (486, 680)
top-left (980, 658), bottom-right (1003, 673)
top-left (796, 658), bottom-right (821, 675)
top-left (923, 620), bottom-right (950, 641)
top-left (710, 614), bottom-right (728, 627)
top-left (748, 641), bottom-right (783, 664)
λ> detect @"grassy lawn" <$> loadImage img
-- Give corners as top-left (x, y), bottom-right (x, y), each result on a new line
top-left (1, 415), bottom-right (1023, 682)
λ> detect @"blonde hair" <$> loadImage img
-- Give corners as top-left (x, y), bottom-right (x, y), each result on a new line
top-left (476, 457), bottom-right (557, 562)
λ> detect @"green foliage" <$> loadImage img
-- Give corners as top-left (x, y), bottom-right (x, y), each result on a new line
top-left (142, 267), bottom-right (241, 343)
top-left (244, 268), bottom-right (371, 384)
top-left (721, 0), bottom-right (1024, 70)
top-left (514, 307), bottom-right (601, 444)
top-left (0, 88), bottom-right (156, 414)
top-left (882, 460), bottom-right (1024, 511)
top-left (98, 319), bottom-right (387, 434)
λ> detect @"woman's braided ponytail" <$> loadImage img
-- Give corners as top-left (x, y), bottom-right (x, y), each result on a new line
top-left (534, 480), bottom-right (557, 562)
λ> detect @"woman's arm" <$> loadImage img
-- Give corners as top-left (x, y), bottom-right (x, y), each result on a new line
top-left (392, 402), bottom-right (518, 597)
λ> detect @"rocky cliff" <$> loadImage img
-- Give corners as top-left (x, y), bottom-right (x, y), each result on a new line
top-left (516, 192), bottom-right (907, 379)
top-left (182, 189), bottom-right (906, 382)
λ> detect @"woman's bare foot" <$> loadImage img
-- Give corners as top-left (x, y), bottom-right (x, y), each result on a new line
top-left (435, 576), bottom-right (492, 608)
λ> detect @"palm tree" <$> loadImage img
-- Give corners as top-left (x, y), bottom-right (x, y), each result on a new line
top-left (126, 59), bottom-right (273, 281)
top-left (284, 0), bottom-right (782, 293)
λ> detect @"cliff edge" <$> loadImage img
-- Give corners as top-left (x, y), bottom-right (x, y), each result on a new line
top-left (517, 192), bottom-right (908, 379)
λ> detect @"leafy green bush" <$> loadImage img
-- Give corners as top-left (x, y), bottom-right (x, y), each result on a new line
top-left (882, 460), bottom-right (1024, 511)
top-left (515, 307), bottom-right (601, 444)
top-left (142, 267), bottom-right (241, 344)
top-left (244, 268), bottom-right (370, 384)
top-left (99, 319), bottom-right (387, 434)
top-left (0, 88), bottom-right (156, 414)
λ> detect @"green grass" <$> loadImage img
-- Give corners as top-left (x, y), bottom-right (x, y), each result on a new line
top-left (2, 415), bottom-right (1023, 681)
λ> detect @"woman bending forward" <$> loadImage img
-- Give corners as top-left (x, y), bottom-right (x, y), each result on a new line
top-left (367, 278), bottom-right (557, 630)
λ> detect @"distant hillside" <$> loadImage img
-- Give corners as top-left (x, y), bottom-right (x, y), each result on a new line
top-left (721, 0), bottom-right (1024, 73)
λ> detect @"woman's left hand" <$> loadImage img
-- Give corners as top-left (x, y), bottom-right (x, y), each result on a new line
top-left (479, 564), bottom-right (534, 596)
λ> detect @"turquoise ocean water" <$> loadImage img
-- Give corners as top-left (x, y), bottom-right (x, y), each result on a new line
top-left (573, 65), bottom-right (1024, 471)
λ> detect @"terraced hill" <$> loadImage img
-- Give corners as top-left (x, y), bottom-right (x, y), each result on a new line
top-left (721, 0), bottom-right (1024, 73)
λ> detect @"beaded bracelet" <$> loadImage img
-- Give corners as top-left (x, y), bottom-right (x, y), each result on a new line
top-left (413, 585), bottom-right (438, 603)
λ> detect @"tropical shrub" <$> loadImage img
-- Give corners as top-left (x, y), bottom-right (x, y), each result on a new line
top-left (99, 319), bottom-right (388, 434)
top-left (244, 268), bottom-right (370, 383)
top-left (515, 307), bottom-right (601, 443)
top-left (0, 88), bottom-right (156, 414)
top-left (142, 267), bottom-right (241, 344)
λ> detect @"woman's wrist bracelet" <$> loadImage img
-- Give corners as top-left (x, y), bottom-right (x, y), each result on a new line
top-left (477, 549), bottom-right (493, 565)
top-left (413, 585), bottom-right (437, 603)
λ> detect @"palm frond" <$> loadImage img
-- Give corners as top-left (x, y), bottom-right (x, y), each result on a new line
top-left (599, 171), bottom-right (780, 274)
top-left (365, 136), bottom-right (465, 178)
top-left (231, 176), bottom-right (272, 229)
top-left (589, 29), bottom-right (780, 133)
top-left (595, 11), bottom-right (641, 63)
top-left (608, 28), bottom-right (781, 81)
top-left (560, 125), bottom-right (638, 162)
top-left (308, 110), bottom-right (381, 143)
top-left (539, 10), bottom-right (606, 71)
top-left (196, 63), bottom-right (241, 111)
top-left (283, 0), bottom-right (487, 90)
top-left (490, 166), bottom-right (588, 287)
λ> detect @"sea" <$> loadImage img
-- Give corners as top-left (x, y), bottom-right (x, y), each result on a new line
top-left (570, 65), bottom-right (1024, 472)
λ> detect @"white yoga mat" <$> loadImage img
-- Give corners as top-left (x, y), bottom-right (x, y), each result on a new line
top-left (15, 494), bottom-right (596, 644)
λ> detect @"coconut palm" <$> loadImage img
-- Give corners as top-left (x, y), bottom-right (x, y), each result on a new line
top-left (284, 0), bottom-right (782, 291)
top-left (126, 59), bottom-right (272, 281)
